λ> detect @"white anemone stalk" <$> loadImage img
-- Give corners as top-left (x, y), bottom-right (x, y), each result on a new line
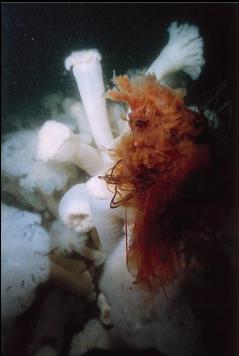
top-left (37, 120), bottom-right (103, 176)
top-left (62, 98), bottom-right (93, 144)
top-left (147, 22), bottom-right (205, 81)
top-left (64, 50), bottom-right (114, 153)
top-left (86, 176), bottom-right (124, 255)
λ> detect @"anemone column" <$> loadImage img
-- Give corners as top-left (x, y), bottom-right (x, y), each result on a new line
top-left (65, 50), bottom-right (114, 155)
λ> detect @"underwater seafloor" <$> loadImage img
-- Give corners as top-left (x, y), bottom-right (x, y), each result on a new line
top-left (1, 3), bottom-right (239, 356)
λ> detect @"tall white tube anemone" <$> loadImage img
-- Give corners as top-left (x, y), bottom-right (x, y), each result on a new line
top-left (65, 50), bottom-right (114, 155)
top-left (147, 22), bottom-right (205, 81)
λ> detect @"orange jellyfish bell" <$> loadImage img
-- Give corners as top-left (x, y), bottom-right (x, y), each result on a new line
top-left (104, 74), bottom-right (210, 291)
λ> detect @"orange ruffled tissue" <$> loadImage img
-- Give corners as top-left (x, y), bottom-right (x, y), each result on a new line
top-left (103, 74), bottom-right (210, 290)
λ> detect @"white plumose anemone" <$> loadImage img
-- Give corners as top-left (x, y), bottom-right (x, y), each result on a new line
top-left (1, 129), bottom-right (79, 216)
top-left (1, 204), bottom-right (50, 320)
top-left (37, 120), bottom-right (103, 176)
top-left (147, 22), bottom-right (205, 81)
top-left (59, 183), bottom-right (94, 234)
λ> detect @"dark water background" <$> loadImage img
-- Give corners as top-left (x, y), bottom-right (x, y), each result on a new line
top-left (1, 3), bottom-right (239, 135)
